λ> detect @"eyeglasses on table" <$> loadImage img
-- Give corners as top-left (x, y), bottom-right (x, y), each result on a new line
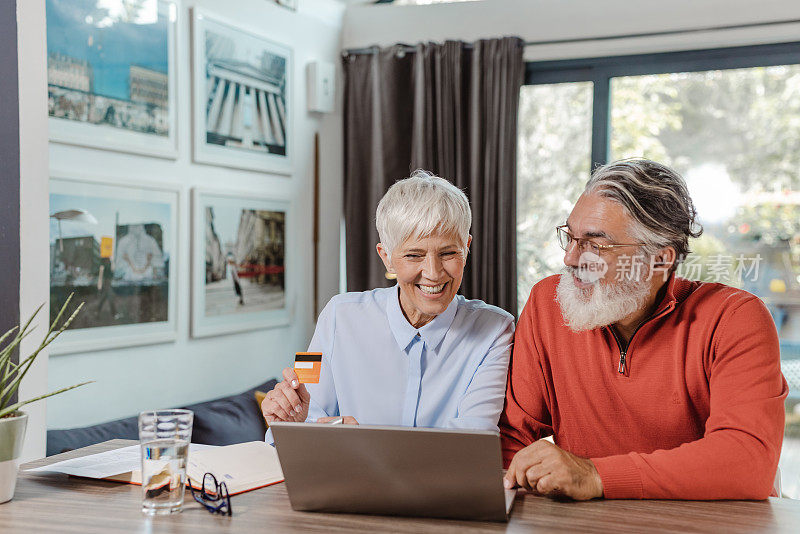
top-left (190, 472), bottom-right (232, 516)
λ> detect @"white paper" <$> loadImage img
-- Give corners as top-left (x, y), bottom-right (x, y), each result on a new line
top-left (26, 443), bottom-right (216, 479)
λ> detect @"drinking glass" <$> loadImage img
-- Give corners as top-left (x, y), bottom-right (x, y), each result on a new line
top-left (138, 409), bottom-right (193, 515)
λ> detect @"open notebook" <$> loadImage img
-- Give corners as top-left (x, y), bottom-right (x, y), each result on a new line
top-left (106, 441), bottom-right (284, 495)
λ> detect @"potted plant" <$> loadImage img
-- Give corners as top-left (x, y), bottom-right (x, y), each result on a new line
top-left (0, 296), bottom-right (90, 503)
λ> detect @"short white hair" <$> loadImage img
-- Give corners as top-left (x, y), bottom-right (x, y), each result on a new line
top-left (376, 170), bottom-right (471, 257)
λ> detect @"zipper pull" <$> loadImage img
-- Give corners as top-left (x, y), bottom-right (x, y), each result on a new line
top-left (618, 351), bottom-right (626, 374)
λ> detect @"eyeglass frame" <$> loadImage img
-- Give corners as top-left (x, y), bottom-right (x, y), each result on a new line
top-left (555, 225), bottom-right (646, 255)
top-left (190, 472), bottom-right (233, 516)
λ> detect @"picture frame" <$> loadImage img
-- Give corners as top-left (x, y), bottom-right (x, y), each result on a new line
top-left (191, 8), bottom-right (293, 175)
top-left (49, 174), bottom-right (180, 355)
top-left (191, 188), bottom-right (293, 338)
top-left (46, 0), bottom-right (178, 159)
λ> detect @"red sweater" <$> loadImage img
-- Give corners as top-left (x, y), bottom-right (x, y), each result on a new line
top-left (500, 274), bottom-right (788, 500)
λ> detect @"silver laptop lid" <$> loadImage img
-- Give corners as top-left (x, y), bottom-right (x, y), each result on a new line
top-left (270, 422), bottom-right (514, 522)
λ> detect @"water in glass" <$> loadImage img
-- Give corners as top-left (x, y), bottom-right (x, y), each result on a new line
top-left (138, 409), bottom-right (193, 515)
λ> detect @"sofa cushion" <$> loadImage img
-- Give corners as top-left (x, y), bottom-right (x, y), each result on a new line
top-left (46, 416), bottom-right (139, 456)
top-left (46, 378), bottom-right (277, 456)
top-left (186, 379), bottom-right (276, 446)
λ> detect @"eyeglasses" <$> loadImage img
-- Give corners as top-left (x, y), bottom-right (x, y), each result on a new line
top-left (555, 225), bottom-right (645, 255)
top-left (190, 473), bottom-right (232, 516)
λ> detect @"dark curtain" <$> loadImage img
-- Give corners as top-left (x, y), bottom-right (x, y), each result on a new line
top-left (343, 37), bottom-right (524, 316)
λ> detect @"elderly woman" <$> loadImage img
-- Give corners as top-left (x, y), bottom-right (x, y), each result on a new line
top-left (262, 170), bottom-right (513, 436)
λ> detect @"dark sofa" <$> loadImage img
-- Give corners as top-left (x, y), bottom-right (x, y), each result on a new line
top-left (46, 379), bottom-right (277, 456)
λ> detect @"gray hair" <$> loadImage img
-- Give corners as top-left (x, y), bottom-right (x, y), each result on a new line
top-left (376, 170), bottom-right (471, 258)
top-left (584, 159), bottom-right (702, 265)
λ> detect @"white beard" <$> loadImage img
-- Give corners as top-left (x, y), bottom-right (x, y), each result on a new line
top-left (555, 266), bottom-right (651, 332)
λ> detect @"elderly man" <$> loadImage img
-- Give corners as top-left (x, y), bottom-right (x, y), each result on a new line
top-left (262, 170), bottom-right (513, 437)
top-left (501, 159), bottom-right (787, 501)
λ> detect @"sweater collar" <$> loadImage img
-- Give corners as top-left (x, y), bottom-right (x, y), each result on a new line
top-left (651, 272), bottom-right (692, 318)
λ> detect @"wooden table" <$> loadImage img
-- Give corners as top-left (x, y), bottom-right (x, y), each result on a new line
top-left (3, 440), bottom-right (800, 533)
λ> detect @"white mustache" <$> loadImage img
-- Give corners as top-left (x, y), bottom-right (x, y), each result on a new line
top-left (565, 266), bottom-right (597, 285)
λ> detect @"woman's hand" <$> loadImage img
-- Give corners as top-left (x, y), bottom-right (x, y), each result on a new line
top-left (261, 367), bottom-right (311, 424)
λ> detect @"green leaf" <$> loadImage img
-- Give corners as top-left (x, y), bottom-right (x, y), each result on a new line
top-left (0, 294), bottom-right (90, 414)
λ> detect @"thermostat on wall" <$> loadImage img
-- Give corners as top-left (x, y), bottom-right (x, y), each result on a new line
top-left (306, 61), bottom-right (335, 113)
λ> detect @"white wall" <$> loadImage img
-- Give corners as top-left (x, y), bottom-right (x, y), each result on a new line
top-left (343, 0), bottom-right (800, 60)
top-left (18, 0), bottom-right (51, 461)
top-left (16, 0), bottom-right (344, 447)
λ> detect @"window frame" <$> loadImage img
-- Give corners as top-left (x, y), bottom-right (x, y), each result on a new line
top-left (525, 41), bottom-right (800, 169)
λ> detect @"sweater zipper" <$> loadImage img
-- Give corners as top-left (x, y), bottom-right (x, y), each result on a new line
top-left (609, 303), bottom-right (675, 375)
top-left (610, 328), bottom-right (628, 375)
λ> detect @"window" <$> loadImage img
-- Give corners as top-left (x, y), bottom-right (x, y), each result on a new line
top-left (517, 82), bottom-right (592, 310)
top-left (518, 42), bottom-right (800, 498)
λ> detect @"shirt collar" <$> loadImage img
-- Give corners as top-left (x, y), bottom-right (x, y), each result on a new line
top-left (386, 285), bottom-right (459, 352)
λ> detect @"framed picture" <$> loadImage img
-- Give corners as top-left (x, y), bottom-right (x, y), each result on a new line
top-left (46, 0), bottom-right (178, 158)
top-left (49, 175), bottom-right (179, 354)
top-left (191, 9), bottom-right (292, 174)
top-left (191, 188), bottom-right (292, 338)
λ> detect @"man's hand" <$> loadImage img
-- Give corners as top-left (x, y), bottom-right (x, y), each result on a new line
top-left (261, 367), bottom-right (311, 424)
top-left (316, 416), bottom-right (359, 425)
top-left (503, 439), bottom-right (603, 501)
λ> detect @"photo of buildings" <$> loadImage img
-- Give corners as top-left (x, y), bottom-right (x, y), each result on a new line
top-left (46, 0), bottom-right (170, 136)
top-left (49, 188), bottom-right (173, 330)
top-left (202, 18), bottom-right (288, 156)
top-left (204, 203), bottom-right (286, 317)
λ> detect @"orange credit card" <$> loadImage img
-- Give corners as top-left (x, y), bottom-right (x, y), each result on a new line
top-left (294, 352), bottom-right (322, 384)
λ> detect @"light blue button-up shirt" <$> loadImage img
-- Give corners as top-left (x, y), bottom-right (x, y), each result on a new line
top-left (266, 285), bottom-right (514, 443)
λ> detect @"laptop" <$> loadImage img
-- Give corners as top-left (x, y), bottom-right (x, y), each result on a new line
top-left (270, 422), bottom-right (517, 522)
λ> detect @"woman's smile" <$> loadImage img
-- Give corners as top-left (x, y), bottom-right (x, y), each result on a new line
top-left (416, 281), bottom-right (448, 296)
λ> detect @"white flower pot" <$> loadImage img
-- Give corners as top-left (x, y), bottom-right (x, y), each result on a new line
top-left (0, 411), bottom-right (28, 503)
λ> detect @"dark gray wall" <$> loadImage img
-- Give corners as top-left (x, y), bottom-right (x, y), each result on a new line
top-left (0, 0), bottom-right (20, 386)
